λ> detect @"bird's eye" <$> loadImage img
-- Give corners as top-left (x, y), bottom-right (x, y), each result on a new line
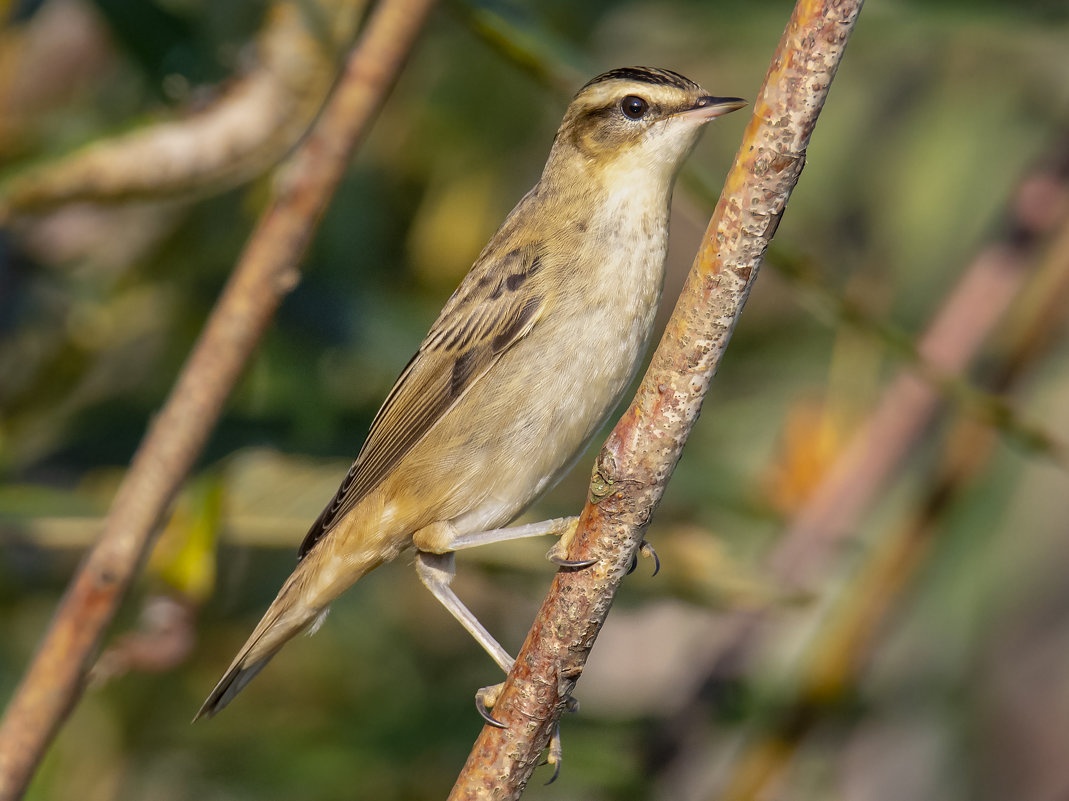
top-left (620, 95), bottom-right (649, 120)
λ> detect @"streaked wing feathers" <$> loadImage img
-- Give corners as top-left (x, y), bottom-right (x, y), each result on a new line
top-left (298, 244), bottom-right (546, 559)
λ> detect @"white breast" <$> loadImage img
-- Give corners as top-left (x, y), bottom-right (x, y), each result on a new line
top-left (453, 184), bottom-right (673, 533)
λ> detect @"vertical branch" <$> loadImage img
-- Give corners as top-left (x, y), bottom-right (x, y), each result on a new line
top-left (0, 1), bottom-right (437, 798)
top-left (448, 1), bottom-right (865, 797)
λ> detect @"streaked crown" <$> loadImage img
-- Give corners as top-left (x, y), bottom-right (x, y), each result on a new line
top-left (547, 66), bottom-right (744, 182)
top-left (580, 66), bottom-right (703, 94)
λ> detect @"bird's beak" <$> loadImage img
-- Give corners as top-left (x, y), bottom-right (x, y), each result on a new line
top-left (677, 96), bottom-right (748, 122)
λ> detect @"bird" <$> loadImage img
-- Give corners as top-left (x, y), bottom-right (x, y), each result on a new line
top-left (197, 66), bottom-right (745, 722)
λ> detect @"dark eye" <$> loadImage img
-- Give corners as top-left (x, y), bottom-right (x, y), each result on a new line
top-left (621, 95), bottom-right (649, 120)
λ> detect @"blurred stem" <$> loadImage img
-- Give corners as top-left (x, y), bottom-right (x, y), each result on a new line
top-left (449, 0), bottom-right (585, 95)
top-left (448, 1), bottom-right (865, 797)
top-left (770, 140), bottom-right (1069, 589)
top-left (0, 0), bottom-right (436, 798)
top-left (718, 224), bottom-right (1069, 798)
top-left (0, 0), bottom-right (368, 216)
top-left (688, 171), bottom-right (1065, 464)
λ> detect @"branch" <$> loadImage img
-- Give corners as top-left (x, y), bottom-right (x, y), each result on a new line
top-left (0, 1), bottom-right (436, 797)
top-left (769, 136), bottom-right (1069, 590)
top-left (716, 181), bottom-right (1069, 801)
top-left (447, 1), bottom-right (865, 797)
top-left (0, 0), bottom-right (364, 216)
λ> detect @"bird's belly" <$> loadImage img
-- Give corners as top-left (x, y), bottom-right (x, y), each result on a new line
top-left (447, 256), bottom-right (664, 534)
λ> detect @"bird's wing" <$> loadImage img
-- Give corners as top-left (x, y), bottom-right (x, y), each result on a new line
top-left (298, 243), bottom-right (547, 559)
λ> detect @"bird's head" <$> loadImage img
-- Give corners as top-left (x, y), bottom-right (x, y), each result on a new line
top-left (547, 67), bottom-right (746, 187)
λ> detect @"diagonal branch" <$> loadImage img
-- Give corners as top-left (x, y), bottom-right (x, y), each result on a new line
top-left (0, 0), bottom-right (366, 216)
top-left (447, 1), bottom-right (865, 797)
top-left (714, 176), bottom-right (1069, 801)
top-left (769, 155), bottom-right (1069, 588)
top-left (0, 1), bottom-right (436, 798)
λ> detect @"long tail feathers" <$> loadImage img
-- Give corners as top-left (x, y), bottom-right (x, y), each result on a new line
top-left (194, 575), bottom-right (323, 721)
top-left (194, 652), bottom-right (275, 721)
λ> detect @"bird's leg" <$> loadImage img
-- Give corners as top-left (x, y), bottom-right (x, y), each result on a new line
top-left (415, 525), bottom-right (587, 775)
top-left (414, 551), bottom-right (516, 728)
top-left (447, 515), bottom-right (576, 550)
top-left (413, 517), bottom-right (585, 681)
top-left (414, 551), bottom-right (514, 673)
top-left (443, 516), bottom-right (597, 569)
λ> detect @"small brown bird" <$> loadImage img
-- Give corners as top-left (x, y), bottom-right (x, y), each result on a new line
top-left (197, 67), bottom-right (744, 720)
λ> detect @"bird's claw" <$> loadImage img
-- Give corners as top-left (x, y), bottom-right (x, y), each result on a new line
top-left (548, 552), bottom-right (599, 569)
top-left (476, 675), bottom-right (579, 784)
top-left (539, 696), bottom-right (579, 783)
top-left (475, 682), bottom-right (507, 728)
top-left (546, 520), bottom-right (598, 569)
top-left (627, 541), bottom-right (661, 576)
top-left (642, 541), bottom-right (661, 576)
top-left (542, 723), bottom-right (564, 784)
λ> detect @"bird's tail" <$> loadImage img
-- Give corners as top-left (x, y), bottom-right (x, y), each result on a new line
top-left (194, 563), bottom-right (327, 721)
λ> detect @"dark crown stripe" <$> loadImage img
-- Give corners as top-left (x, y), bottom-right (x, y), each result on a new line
top-left (581, 66), bottom-right (699, 92)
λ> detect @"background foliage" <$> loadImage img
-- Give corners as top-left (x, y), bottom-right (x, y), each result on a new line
top-left (2, 0), bottom-right (1069, 799)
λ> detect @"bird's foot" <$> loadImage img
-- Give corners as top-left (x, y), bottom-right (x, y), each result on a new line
top-left (626, 540), bottom-right (660, 576)
top-left (475, 682), bottom-right (507, 728)
top-left (475, 680), bottom-right (580, 783)
top-left (540, 696), bottom-right (579, 784)
top-left (543, 723), bottom-right (564, 784)
top-left (546, 518), bottom-right (597, 569)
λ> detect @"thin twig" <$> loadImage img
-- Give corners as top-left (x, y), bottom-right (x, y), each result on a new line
top-left (447, 2), bottom-right (865, 797)
top-left (0, 1), bottom-right (436, 797)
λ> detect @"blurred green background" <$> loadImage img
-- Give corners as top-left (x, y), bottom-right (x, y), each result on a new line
top-left (2, 0), bottom-right (1069, 799)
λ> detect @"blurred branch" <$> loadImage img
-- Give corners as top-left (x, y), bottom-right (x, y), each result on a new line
top-left (776, 253), bottom-right (1064, 459)
top-left (0, 0), bottom-right (436, 797)
top-left (448, 1), bottom-right (864, 797)
top-left (88, 594), bottom-right (198, 686)
top-left (2, 515), bottom-right (305, 550)
top-left (649, 133), bottom-right (1069, 796)
top-left (770, 138), bottom-right (1069, 589)
top-left (451, 0), bottom-right (584, 95)
top-left (0, 0), bottom-right (366, 217)
top-left (716, 164), bottom-right (1069, 801)
top-left (688, 171), bottom-right (1066, 463)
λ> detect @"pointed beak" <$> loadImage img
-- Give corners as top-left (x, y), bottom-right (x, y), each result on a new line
top-left (677, 96), bottom-right (748, 122)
